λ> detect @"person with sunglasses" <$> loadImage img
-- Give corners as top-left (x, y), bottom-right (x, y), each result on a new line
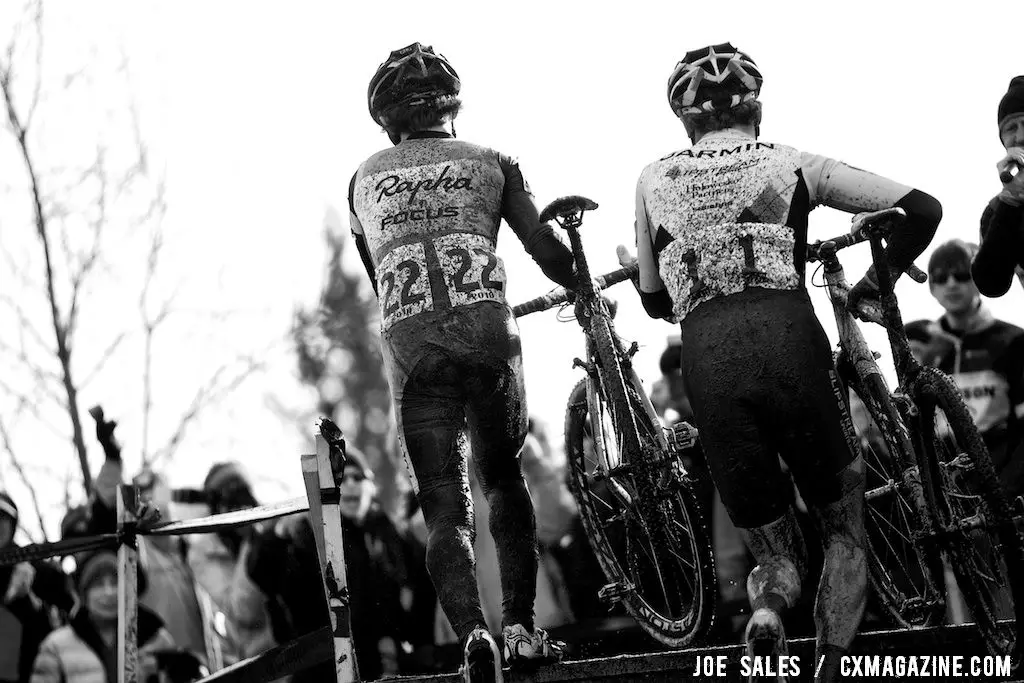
top-left (908, 239), bottom-right (1024, 497)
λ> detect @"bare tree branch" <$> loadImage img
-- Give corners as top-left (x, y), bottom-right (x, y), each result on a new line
top-left (78, 330), bottom-right (129, 389)
top-left (0, 415), bottom-right (50, 542)
top-left (1, 22), bottom-right (92, 496)
top-left (22, 0), bottom-right (42, 131)
top-left (0, 291), bottom-right (52, 355)
top-left (147, 356), bottom-right (266, 469)
top-left (0, 376), bottom-right (66, 437)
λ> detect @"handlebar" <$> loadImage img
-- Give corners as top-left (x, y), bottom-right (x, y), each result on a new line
top-left (805, 207), bottom-right (927, 283)
top-left (513, 263), bottom-right (638, 318)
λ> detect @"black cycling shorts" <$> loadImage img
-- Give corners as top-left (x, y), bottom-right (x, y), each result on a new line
top-left (679, 287), bottom-right (859, 529)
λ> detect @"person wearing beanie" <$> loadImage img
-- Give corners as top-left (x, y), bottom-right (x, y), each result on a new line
top-left (907, 239), bottom-right (1024, 496)
top-left (83, 409), bottom-right (217, 670)
top-left (973, 75), bottom-right (1024, 296)
top-left (186, 462), bottom-right (274, 663)
top-left (1, 493), bottom-right (74, 683)
top-left (29, 549), bottom-right (174, 683)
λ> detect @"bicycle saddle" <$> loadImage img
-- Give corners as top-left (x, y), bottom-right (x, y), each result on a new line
top-left (540, 195), bottom-right (599, 225)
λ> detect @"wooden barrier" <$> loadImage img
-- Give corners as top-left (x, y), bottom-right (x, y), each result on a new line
top-left (116, 485), bottom-right (140, 683)
top-left (301, 418), bottom-right (358, 682)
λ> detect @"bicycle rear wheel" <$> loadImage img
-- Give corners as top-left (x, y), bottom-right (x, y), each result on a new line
top-left (914, 366), bottom-right (1024, 663)
top-left (838, 356), bottom-right (946, 627)
top-left (564, 367), bottom-right (715, 647)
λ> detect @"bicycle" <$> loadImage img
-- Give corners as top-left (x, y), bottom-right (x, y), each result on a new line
top-left (512, 196), bottom-right (716, 648)
top-left (807, 207), bottom-right (1024, 664)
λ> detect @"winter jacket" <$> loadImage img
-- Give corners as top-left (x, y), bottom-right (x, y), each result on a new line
top-left (29, 607), bottom-right (172, 683)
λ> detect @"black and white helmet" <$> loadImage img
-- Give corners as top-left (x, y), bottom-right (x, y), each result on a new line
top-left (367, 42), bottom-right (461, 126)
top-left (667, 42), bottom-right (762, 117)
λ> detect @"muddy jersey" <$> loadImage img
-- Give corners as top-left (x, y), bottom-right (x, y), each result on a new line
top-left (634, 130), bottom-right (913, 322)
top-left (349, 132), bottom-right (569, 332)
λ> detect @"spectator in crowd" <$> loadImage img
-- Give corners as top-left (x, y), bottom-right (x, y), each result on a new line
top-left (907, 240), bottom-right (1024, 496)
top-left (186, 463), bottom-right (274, 660)
top-left (1, 492), bottom-right (74, 683)
top-left (247, 445), bottom-right (428, 681)
top-left (87, 408), bottom-right (225, 670)
top-left (31, 538), bottom-right (174, 682)
top-left (973, 75), bottom-right (1024, 297)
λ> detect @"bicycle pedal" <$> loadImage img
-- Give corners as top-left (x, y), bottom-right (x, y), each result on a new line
top-left (598, 581), bottom-right (632, 604)
top-left (665, 422), bottom-right (699, 451)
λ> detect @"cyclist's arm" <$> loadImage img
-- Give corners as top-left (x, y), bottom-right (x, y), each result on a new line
top-left (498, 154), bottom-right (577, 289)
top-left (634, 176), bottom-right (674, 320)
top-left (802, 154), bottom-right (942, 282)
top-left (348, 171), bottom-right (379, 296)
top-left (972, 198), bottom-right (1024, 297)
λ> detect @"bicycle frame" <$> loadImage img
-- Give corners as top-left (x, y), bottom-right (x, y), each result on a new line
top-left (560, 218), bottom-right (670, 470)
top-left (814, 231), bottom-right (952, 620)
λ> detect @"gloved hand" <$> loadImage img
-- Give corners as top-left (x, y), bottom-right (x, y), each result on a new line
top-left (998, 146), bottom-right (1024, 205)
top-left (847, 271), bottom-right (881, 315)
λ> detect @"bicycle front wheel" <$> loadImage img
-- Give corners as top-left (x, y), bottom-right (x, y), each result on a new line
top-left (914, 366), bottom-right (1024, 663)
top-left (564, 369), bottom-right (715, 648)
top-left (839, 357), bottom-right (946, 628)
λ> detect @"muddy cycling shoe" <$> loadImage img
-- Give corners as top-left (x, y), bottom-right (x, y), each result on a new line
top-left (462, 627), bottom-right (503, 683)
top-left (744, 608), bottom-right (789, 683)
top-left (501, 624), bottom-right (565, 670)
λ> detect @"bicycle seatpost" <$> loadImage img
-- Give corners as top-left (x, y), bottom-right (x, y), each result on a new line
top-left (539, 195), bottom-right (600, 296)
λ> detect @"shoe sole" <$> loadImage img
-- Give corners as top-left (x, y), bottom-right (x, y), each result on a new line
top-left (465, 643), bottom-right (502, 683)
top-left (746, 619), bottom-right (787, 683)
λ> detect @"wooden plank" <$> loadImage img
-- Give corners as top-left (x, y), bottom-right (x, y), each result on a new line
top-left (117, 485), bottom-right (140, 683)
top-left (381, 622), bottom-right (1011, 683)
top-left (301, 418), bottom-right (358, 682)
top-left (199, 626), bottom-right (332, 683)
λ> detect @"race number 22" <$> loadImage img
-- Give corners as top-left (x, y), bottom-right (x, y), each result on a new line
top-left (377, 242), bottom-right (433, 326)
top-left (435, 233), bottom-right (507, 308)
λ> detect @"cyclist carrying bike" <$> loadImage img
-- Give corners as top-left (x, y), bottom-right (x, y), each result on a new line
top-left (349, 42), bottom-right (573, 682)
top-left (624, 43), bottom-right (942, 682)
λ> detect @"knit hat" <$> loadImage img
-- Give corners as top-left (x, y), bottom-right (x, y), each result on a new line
top-left (76, 550), bottom-right (118, 593)
top-left (0, 490), bottom-right (17, 524)
top-left (998, 76), bottom-right (1024, 130)
top-left (203, 462), bottom-right (257, 510)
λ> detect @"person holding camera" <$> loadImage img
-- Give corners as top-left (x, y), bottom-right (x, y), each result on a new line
top-left (973, 75), bottom-right (1024, 296)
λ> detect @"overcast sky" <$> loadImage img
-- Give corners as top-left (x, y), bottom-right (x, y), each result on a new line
top-left (2, 0), bottom-right (1021, 538)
